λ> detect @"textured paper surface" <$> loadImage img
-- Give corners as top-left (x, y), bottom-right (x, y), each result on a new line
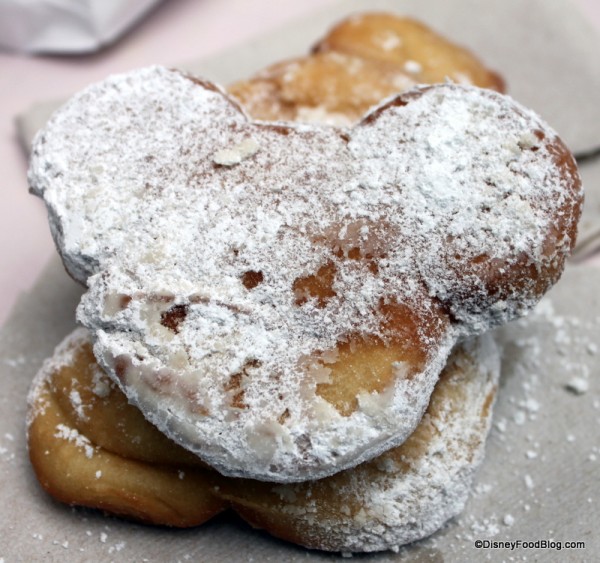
top-left (574, 159), bottom-right (600, 262)
top-left (3, 0), bottom-right (600, 560)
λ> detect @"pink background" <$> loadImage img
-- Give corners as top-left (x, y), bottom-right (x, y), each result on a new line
top-left (1, 0), bottom-right (599, 327)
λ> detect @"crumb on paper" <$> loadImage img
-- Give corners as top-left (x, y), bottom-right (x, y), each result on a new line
top-left (564, 377), bottom-right (589, 395)
top-left (52, 540), bottom-right (69, 549)
top-left (469, 515), bottom-right (500, 537)
top-left (2, 355), bottom-right (26, 367)
top-left (513, 410), bottom-right (526, 425)
top-left (108, 541), bottom-right (126, 554)
top-left (474, 483), bottom-right (493, 496)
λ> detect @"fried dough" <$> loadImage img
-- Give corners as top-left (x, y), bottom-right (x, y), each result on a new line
top-left (28, 329), bottom-right (499, 551)
top-left (230, 13), bottom-right (505, 125)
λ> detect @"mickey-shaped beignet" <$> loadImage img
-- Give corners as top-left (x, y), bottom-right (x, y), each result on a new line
top-left (29, 67), bottom-right (582, 481)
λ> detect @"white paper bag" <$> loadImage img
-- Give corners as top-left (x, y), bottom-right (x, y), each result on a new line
top-left (0, 0), bottom-right (163, 54)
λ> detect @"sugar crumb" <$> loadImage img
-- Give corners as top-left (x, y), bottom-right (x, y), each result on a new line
top-left (564, 377), bottom-right (589, 395)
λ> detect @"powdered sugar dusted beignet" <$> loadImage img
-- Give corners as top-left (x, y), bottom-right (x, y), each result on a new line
top-left (29, 67), bottom-right (581, 481)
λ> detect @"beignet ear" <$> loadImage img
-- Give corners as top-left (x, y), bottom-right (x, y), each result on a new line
top-left (351, 84), bottom-right (581, 330)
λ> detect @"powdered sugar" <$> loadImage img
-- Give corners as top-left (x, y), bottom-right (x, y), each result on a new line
top-left (54, 424), bottom-right (95, 459)
top-left (69, 388), bottom-right (88, 421)
top-left (26, 328), bottom-right (90, 427)
top-left (28, 67), bottom-right (582, 481)
top-left (225, 334), bottom-right (501, 552)
top-left (26, 329), bottom-right (100, 459)
top-left (330, 336), bottom-right (500, 552)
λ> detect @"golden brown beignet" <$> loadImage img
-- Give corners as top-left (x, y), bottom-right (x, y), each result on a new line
top-left (27, 329), bottom-right (225, 527)
top-left (229, 13), bottom-right (505, 125)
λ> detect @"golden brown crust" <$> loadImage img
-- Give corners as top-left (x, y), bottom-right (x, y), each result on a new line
top-left (229, 13), bottom-right (505, 125)
top-left (314, 13), bottom-right (505, 91)
top-left (27, 331), bottom-right (226, 527)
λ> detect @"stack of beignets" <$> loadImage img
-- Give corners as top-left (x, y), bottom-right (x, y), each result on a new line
top-left (28, 327), bottom-right (499, 550)
top-left (26, 13), bottom-right (583, 553)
